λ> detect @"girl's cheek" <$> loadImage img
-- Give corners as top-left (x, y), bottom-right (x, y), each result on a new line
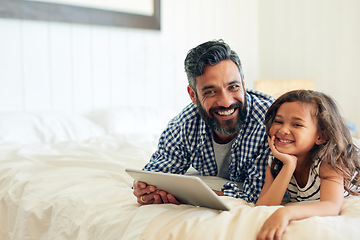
top-left (269, 126), bottom-right (276, 136)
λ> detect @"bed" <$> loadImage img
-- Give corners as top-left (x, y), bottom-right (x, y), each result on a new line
top-left (1, 109), bottom-right (360, 240)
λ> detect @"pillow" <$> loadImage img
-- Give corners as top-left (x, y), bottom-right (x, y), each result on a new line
top-left (0, 112), bottom-right (105, 144)
top-left (87, 107), bottom-right (176, 135)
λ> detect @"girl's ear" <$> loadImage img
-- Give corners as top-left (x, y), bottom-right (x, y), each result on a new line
top-left (315, 135), bottom-right (328, 145)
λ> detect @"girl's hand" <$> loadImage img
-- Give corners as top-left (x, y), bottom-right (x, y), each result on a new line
top-left (257, 207), bottom-right (291, 240)
top-left (268, 136), bottom-right (297, 169)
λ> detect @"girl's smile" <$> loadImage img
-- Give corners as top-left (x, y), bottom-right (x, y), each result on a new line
top-left (275, 137), bottom-right (295, 145)
top-left (269, 101), bottom-right (323, 160)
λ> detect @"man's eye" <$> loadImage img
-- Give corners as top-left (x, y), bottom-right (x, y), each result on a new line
top-left (204, 90), bottom-right (215, 96)
top-left (229, 85), bottom-right (240, 91)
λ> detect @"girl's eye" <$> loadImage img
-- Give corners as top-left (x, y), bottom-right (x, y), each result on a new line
top-left (274, 120), bottom-right (282, 124)
top-left (294, 124), bottom-right (303, 127)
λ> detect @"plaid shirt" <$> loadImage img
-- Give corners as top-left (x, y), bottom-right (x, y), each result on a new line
top-left (144, 89), bottom-right (275, 203)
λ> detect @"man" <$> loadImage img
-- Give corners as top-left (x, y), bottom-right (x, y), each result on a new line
top-left (133, 40), bottom-right (275, 204)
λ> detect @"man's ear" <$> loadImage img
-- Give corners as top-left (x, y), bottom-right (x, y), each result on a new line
top-left (243, 75), bottom-right (246, 88)
top-left (187, 85), bottom-right (197, 104)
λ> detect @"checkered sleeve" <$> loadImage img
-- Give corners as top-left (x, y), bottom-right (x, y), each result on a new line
top-left (243, 133), bottom-right (271, 203)
top-left (221, 90), bottom-right (274, 203)
top-left (222, 139), bottom-right (271, 203)
top-left (142, 104), bottom-right (198, 174)
top-left (143, 124), bottom-right (191, 174)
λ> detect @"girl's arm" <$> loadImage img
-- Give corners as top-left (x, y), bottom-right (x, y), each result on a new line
top-left (284, 163), bottom-right (344, 218)
top-left (257, 163), bottom-right (344, 240)
top-left (256, 136), bottom-right (297, 206)
top-left (256, 164), bottom-right (294, 206)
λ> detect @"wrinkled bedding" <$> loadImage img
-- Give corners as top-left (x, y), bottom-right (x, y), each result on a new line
top-left (1, 136), bottom-right (360, 240)
top-left (0, 135), bottom-right (157, 239)
top-left (0, 111), bottom-right (360, 239)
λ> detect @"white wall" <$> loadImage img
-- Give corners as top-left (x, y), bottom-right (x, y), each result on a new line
top-left (0, 0), bottom-right (259, 115)
top-left (258, 0), bottom-right (360, 132)
top-left (1, 0), bottom-right (359, 133)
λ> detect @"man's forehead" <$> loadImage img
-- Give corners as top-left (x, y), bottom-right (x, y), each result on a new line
top-left (196, 61), bottom-right (241, 85)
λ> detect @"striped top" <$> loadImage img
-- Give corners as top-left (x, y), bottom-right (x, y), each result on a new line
top-left (286, 158), bottom-right (356, 202)
top-left (287, 158), bottom-right (322, 202)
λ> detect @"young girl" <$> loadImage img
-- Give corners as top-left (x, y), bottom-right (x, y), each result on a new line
top-left (256, 90), bottom-right (360, 240)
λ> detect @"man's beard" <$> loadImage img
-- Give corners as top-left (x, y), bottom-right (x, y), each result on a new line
top-left (197, 97), bottom-right (247, 136)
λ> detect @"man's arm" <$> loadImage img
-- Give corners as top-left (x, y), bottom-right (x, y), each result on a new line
top-left (143, 125), bottom-right (191, 173)
top-left (222, 136), bottom-right (272, 203)
top-left (245, 144), bottom-right (272, 203)
top-left (133, 125), bottom-right (191, 205)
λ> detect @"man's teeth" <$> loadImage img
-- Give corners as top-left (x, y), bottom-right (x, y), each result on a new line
top-left (217, 109), bottom-right (234, 116)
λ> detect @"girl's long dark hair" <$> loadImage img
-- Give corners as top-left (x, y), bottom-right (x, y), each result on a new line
top-left (265, 90), bottom-right (360, 195)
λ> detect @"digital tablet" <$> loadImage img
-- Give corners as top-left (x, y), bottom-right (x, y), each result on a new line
top-left (125, 168), bottom-right (230, 211)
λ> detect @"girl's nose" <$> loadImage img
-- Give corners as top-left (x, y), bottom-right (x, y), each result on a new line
top-left (278, 125), bottom-right (290, 135)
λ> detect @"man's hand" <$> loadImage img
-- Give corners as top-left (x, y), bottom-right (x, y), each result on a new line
top-left (213, 190), bottom-right (224, 196)
top-left (133, 181), bottom-right (181, 205)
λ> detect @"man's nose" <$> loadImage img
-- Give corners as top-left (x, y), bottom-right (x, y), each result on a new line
top-left (217, 91), bottom-right (234, 108)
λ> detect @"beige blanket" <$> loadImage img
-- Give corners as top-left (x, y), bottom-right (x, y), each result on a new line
top-left (1, 136), bottom-right (359, 240)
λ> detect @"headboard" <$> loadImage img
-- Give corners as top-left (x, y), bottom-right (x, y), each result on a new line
top-left (254, 79), bottom-right (315, 98)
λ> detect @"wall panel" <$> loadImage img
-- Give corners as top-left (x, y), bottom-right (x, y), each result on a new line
top-left (71, 24), bottom-right (93, 113)
top-left (22, 20), bottom-right (51, 111)
top-left (91, 26), bottom-right (111, 110)
top-left (258, 0), bottom-right (360, 131)
top-left (49, 22), bottom-right (73, 112)
top-left (0, 0), bottom-right (258, 117)
top-left (0, 20), bottom-right (23, 111)
top-left (109, 28), bottom-right (129, 107)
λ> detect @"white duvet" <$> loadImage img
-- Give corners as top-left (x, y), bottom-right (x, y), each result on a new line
top-left (1, 135), bottom-right (360, 240)
top-left (0, 111), bottom-right (360, 240)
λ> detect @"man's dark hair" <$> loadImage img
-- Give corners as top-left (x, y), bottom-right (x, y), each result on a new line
top-left (184, 39), bottom-right (243, 91)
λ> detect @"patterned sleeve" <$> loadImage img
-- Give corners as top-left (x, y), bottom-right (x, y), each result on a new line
top-left (221, 138), bottom-right (271, 203)
top-left (143, 123), bottom-right (191, 174)
top-left (244, 146), bottom-right (271, 203)
top-left (224, 89), bottom-right (274, 203)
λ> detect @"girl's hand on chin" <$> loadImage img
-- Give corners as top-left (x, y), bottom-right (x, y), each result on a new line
top-left (268, 136), bottom-right (297, 169)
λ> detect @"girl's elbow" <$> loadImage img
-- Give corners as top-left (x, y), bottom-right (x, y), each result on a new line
top-left (322, 200), bottom-right (343, 216)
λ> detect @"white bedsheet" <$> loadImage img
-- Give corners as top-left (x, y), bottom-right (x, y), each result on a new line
top-left (1, 135), bottom-right (360, 239)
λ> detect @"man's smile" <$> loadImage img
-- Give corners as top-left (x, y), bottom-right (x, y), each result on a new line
top-left (216, 108), bottom-right (235, 116)
top-left (210, 103), bottom-right (241, 118)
